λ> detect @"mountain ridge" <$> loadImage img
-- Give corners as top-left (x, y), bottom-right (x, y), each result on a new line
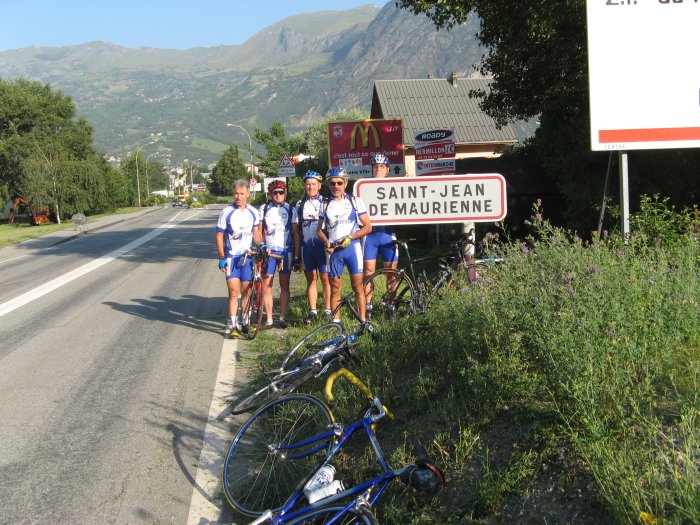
top-left (0, 3), bottom-right (484, 166)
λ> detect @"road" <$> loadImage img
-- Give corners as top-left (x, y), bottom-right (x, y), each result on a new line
top-left (0, 206), bottom-right (241, 524)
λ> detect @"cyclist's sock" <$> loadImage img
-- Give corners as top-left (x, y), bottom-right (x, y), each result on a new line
top-left (332, 318), bottom-right (340, 323)
top-left (324, 309), bottom-right (332, 315)
top-left (241, 313), bottom-right (249, 325)
top-left (230, 315), bottom-right (237, 326)
top-left (310, 309), bottom-right (317, 315)
top-left (266, 319), bottom-right (273, 326)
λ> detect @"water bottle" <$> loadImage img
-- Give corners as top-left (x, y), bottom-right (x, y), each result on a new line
top-left (306, 479), bottom-right (345, 503)
top-left (304, 465), bottom-right (342, 503)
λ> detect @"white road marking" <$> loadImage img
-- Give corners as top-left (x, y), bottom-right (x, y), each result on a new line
top-left (187, 337), bottom-right (237, 525)
top-left (0, 212), bottom-right (203, 318)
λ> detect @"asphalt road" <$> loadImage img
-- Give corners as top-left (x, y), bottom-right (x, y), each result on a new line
top-left (0, 206), bottom-right (236, 524)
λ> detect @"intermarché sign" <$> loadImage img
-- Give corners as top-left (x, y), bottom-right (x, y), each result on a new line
top-left (353, 174), bottom-right (507, 226)
top-left (327, 119), bottom-right (405, 178)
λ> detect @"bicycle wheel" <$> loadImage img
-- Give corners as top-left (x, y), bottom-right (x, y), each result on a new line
top-left (280, 323), bottom-right (345, 372)
top-left (330, 293), bottom-right (364, 335)
top-left (364, 268), bottom-right (414, 321)
top-left (287, 505), bottom-right (378, 525)
top-left (231, 364), bottom-right (316, 415)
top-left (223, 395), bottom-right (334, 517)
top-left (247, 277), bottom-right (264, 339)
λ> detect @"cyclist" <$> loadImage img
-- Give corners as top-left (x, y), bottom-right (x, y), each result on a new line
top-left (363, 153), bottom-right (399, 318)
top-left (317, 167), bottom-right (372, 323)
top-left (257, 179), bottom-right (293, 329)
top-left (292, 171), bottom-right (332, 324)
top-left (215, 179), bottom-right (262, 338)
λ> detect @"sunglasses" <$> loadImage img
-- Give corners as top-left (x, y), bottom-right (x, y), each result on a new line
top-left (272, 190), bottom-right (286, 195)
top-left (328, 180), bottom-right (345, 186)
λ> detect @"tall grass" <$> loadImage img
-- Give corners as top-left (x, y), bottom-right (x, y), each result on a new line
top-left (242, 195), bottom-right (699, 523)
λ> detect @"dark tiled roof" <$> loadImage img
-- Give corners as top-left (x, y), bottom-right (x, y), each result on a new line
top-left (371, 78), bottom-right (519, 147)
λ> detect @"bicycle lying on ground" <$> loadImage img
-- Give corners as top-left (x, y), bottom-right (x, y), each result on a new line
top-left (238, 248), bottom-right (283, 340)
top-left (364, 236), bottom-right (504, 322)
top-left (229, 321), bottom-right (371, 415)
top-left (223, 367), bottom-right (445, 523)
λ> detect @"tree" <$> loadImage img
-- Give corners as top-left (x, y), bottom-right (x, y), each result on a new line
top-left (396, 1), bottom-right (699, 231)
top-left (209, 144), bottom-right (248, 196)
top-left (253, 122), bottom-right (306, 177)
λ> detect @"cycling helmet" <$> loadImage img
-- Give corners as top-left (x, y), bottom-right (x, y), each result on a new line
top-left (400, 463), bottom-right (445, 495)
top-left (267, 179), bottom-right (287, 193)
top-left (326, 167), bottom-right (348, 180)
top-left (303, 171), bottom-right (323, 182)
top-left (370, 153), bottom-right (390, 167)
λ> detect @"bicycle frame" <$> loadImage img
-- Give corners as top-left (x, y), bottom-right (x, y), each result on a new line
top-left (252, 403), bottom-right (412, 525)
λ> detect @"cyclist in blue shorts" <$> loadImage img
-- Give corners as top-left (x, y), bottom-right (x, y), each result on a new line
top-left (363, 153), bottom-right (399, 318)
top-left (317, 167), bottom-right (372, 323)
top-left (215, 180), bottom-right (262, 337)
top-left (257, 179), bottom-right (294, 329)
top-left (292, 171), bottom-right (332, 324)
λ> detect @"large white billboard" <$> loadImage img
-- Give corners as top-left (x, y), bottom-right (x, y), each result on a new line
top-left (587, 0), bottom-right (700, 151)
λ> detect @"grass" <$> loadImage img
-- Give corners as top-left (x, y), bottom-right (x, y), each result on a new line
top-left (231, 196), bottom-right (700, 524)
top-left (0, 207), bottom-right (144, 249)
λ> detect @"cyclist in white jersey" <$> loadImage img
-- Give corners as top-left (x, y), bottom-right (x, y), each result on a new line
top-left (257, 179), bottom-right (293, 329)
top-left (292, 171), bottom-right (331, 324)
top-left (215, 180), bottom-right (262, 337)
top-left (317, 167), bottom-right (372, 323)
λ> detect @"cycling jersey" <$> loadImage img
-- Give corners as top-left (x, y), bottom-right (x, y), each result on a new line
top-left (294, 195), bottom-right (324, 245)
top-left (217, 204), bottom-right (260, 256)
top-left (260, 202), bottom-right (293, 251)
top-left (320, 194), bottom-right (367, 243)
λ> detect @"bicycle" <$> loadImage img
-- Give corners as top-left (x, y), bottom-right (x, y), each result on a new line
top-left (222, 368), bottom-right (445, 522)
top-left (229, 321), bottom-right (369, 415)
top-left (363, 235), bottom-right (475, 321)
top-left (239, 248), bottom-right (283, 340)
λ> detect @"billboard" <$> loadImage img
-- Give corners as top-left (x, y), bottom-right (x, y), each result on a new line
top-left (354, 174), bottom-right (507, 226)
top-left (327, 119), bottom-right (405, 177)
top-left (587, 1), bottom-right (700, 151)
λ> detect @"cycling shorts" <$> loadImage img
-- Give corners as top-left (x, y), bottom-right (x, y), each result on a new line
top-left (225, 254), bottom-right (254, 282)
top-left (302, 241), bottom-right (328, 273)
top-left (328, 240), bottom-right (363, 278)
top-left (363, 231), bottom-right (399, 263)
top-left (263, 249), bottom-right (291, 276)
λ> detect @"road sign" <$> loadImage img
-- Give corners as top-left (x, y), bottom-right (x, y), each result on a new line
top-left (327, 119), bottom-right (405, 178)
top-left (587, 1), bottom-right (700, 151)
top-left (278, 153), bottom-right (296, 177)
top-left (354, 174), bottom-right (507, 226)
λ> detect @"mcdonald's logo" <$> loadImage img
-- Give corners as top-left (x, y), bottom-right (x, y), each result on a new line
top-left (350, 123), bottom-right (381, 150)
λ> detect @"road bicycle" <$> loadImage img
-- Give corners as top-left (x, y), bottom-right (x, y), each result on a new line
top-left (222, 368), bottom-right (445, 523)
top-left (239, 248), bottom-right (283, 340)
top-left (229, 321), bottom-right (369, 415)
top-left (364, 235), bottom-right (502, 322)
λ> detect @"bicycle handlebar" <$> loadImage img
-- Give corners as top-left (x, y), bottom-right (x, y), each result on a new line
top-left (324, 368), bottom-right (394, 420)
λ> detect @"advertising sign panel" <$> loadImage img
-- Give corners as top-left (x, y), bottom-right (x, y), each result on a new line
top-left (328, 119), bottom-right (405, 177)
top-left (354, 174), bottom-right (507, 226)
top-left (414, 129), bottom-right (455, 161)
top-left (587, 1), bottom-right (700, 151)
top-left (415, 159), bottom-right (456, 177)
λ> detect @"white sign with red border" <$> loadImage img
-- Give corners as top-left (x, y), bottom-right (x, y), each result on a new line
top-left (354, 174), bottom-right (507, 225)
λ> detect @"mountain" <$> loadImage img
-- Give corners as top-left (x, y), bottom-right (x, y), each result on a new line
top-left (0, 3), bottom-right (484, 166)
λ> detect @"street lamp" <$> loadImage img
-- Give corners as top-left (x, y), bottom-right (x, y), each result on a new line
top-left (226, 123), bottom-right (253, 178)
top-left (134, 141), bottom-right (156, 207)
top-left (145, 152), bottom-right (158, 199)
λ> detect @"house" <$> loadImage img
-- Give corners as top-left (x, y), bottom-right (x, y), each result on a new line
top-left (370, 75), bottom-right (519, 176)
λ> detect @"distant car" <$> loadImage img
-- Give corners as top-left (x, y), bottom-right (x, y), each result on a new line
top-left (172, 199), bottom-right (182, 207)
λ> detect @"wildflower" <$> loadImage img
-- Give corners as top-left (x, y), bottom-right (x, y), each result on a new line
top-left (521, 246), bottom-right (529, 254)
top-left (615, 249), bottom-right (622, 257)
top-left (524, 219), bottom-right (531, 225)
top-left (567, 284), bottom-right (575, 295)
top-left (589, 266), bottom-right (598, 274)
top-left (563, 274), bottom-right (573, 281)
top-left (532, 296), bottom-right (540, 305)
top-left (460, 286), bottom-right (469, 293)
top-left (603, 230), bottom-right (609, 238)
top-left (536, 198), bottom-right (542, 206)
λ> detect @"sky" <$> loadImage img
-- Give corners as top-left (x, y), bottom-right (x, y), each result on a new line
top-left (0, 1), bottom-right (383, 52)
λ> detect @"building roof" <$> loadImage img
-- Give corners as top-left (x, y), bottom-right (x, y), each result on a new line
top-left (371, 77), bottom-right (519, 147)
